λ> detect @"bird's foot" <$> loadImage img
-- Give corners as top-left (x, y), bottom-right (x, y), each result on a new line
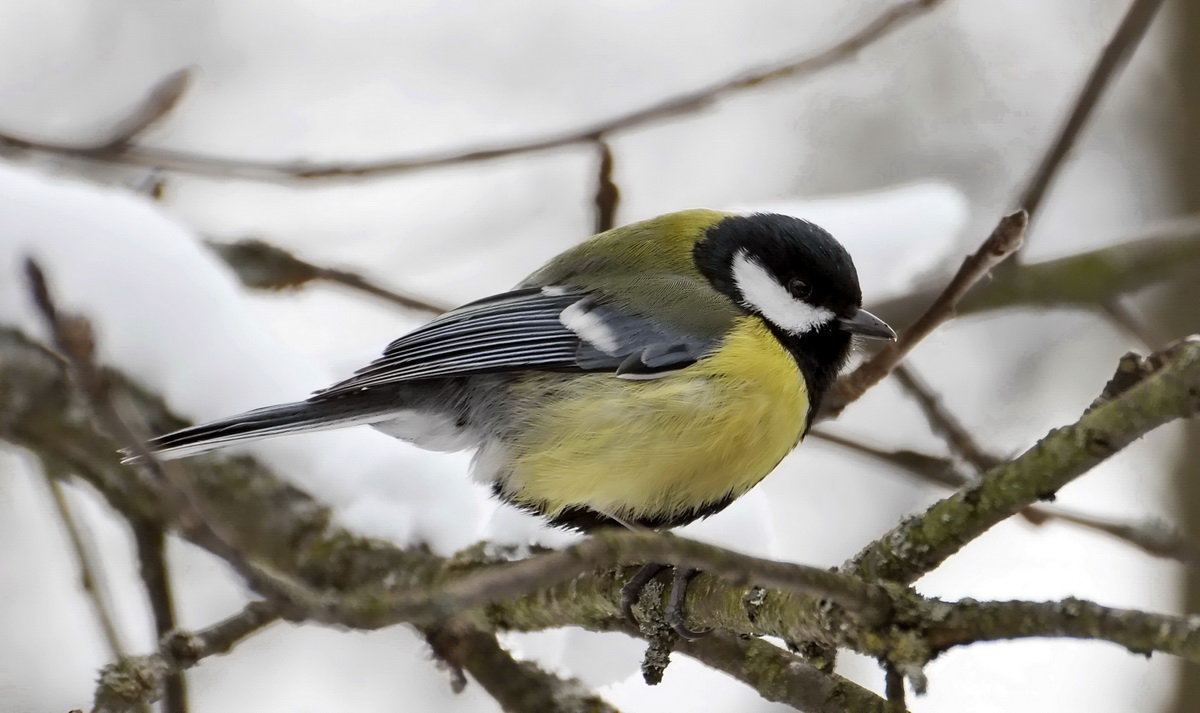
top-left (620, 563), bottom-right (708, 640)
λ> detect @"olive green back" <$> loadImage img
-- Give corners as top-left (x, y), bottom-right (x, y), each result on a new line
top-left (519, 209), bottom-right (741, 339)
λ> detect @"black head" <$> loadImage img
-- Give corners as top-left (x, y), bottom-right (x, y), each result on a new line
top-left (693, 213), bottom-right (894, 417)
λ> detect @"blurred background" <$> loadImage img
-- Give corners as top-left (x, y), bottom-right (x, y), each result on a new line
top-left (1, 0), bottom-right (1198, 711)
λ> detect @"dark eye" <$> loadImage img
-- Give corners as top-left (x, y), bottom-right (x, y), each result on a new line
top-left (787, 278), bottom-right (812, 300)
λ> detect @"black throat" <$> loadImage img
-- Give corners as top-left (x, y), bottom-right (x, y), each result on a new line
top-left (765, 322), bottom-right (851, 429)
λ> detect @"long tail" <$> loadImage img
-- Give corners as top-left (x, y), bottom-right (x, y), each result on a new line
top-left (135, 397), bottom-right (394, 461)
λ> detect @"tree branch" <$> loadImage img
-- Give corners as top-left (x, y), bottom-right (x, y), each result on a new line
top-left (92, 601), bottom-right (280, 713)
top-left (206, 239), bottom-right (450, 316)
top-left (130, 520), bottom-right (187, 713)
top-left (96, 69), bottom-right (193, 151)
top-left (926, 597), bottom-right (1200, 659)
top-left (891, 364), bottom-right (1001, 472)
top-left (824, 210), bottom-right (1028, 417)
top-left (871, 215), bottom-right (1200, 329)
top-left (386, 530), bottom-right (893, 631)
top-left (815, 428), bottom-right (1200, 568)
top-left (1014, 0), bottom-right (1167, 225)
top-left (848, 336), bottom-right (1200, 584)
top-left (592, 138), bottom-right (620, 233)
top-left (41, 468), bottom-right (128, 660)
top-left (0, 1), bottom-right (946, 182)
top-left (424, 625), bottom-right (623, 713)
top-left (8, 324), bottom-right (1199, 709)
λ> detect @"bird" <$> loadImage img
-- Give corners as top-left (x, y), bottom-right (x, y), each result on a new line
top-left (141, 208), bottom-right (894, 637)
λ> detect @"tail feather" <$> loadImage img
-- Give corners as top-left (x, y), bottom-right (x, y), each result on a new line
top-left (135, 399), bottom-right (391, 461)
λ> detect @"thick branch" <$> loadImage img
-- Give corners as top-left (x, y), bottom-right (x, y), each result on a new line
top-left (0, 1), bottom-right (945, 182)
top-left (414, 530), bottom-right (893, 628)
top-left (848, 336), bottom-right (1200, 584)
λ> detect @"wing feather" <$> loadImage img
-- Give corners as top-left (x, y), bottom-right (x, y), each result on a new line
top-left (314, 282), bottom-right (727, 398)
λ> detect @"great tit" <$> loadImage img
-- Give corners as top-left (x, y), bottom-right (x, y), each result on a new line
top-left (144, 209), bottom-right (893, 633)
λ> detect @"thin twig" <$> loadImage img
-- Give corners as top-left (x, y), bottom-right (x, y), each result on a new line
top-left (809, 429), bottom-right (967, 489)
top-left (0, 1), bottom-right (947, 182)
top-left (1100, 298), bottom-right (1160, 351)
top-left (98, 69), bottom-right (193, 150)
top-left (825, 210), bottom-right (1028, 417)
top-left (592, 138), bottom-right (620, 233)
top-left (892, 364), bottom-right (1001, 472)
top-left (871, 214), bottom-right (1200, 328)
top-left (42, 471), bottom-right (127, 659)
top-left (1015, 0), bottom-right (1167, 224)
top-left (206, 239), bottom-right (450, 316)
top-left (93, 601), bottom-right (280, 713)
top-left (131, 521), bottom-right (187, 713)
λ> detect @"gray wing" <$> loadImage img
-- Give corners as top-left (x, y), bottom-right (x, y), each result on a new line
top-left (315, 286), bottom-right (718, 398)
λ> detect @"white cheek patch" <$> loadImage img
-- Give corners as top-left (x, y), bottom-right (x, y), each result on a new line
top-left (731, 251), bottom-right (834, 335)
top-left (560, 300), bottom-right (620, 353)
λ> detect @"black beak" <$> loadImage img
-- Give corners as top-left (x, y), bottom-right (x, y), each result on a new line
top-left (838, 308), bottom-right (896, 340)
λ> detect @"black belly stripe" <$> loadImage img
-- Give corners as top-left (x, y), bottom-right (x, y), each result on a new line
top-left (491, 482), bottom-right (741, 533)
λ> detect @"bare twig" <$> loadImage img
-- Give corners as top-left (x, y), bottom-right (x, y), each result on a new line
top-left (98, 69), bottom-right (193, 150)
top-left (93, 601), bottom-right (280, 713)
top-left (1043, 508), bottom-right (1200, 566)
top-left (891, 364), bottom-right (1001, 472)
top-left (1015, 0), bottom-right (1167, 224)
top-left (825, 210), bottom-right (1028, 417)
top-left (41, 471), bottom-right (127, 659)
top-left (207, 239), bottom-right (449, 316)
top-left (1100, 298), bottom-right (1160, 351)
top-left (131, 521), bottom-right (187, 713)
top-left (809, 429), bottom-right (967, 489)
top-left (0, 1), bottom-right (946, 182)
top-left (872, 215), bottom-right (1200, 328)
top-left (592, 138), bottom-right (620, 233)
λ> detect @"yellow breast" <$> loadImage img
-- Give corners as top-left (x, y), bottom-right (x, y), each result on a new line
top-left (505, 317), bottom-right (808, 524)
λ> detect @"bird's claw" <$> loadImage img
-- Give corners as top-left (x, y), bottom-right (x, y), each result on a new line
top-left (621, 563), bottom-right (709, 639)
top-left (620, 562), bottom-right (667, 626)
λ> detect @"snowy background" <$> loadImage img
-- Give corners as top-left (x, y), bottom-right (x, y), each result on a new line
top-left (0, 1), bottom-right (1190, 711)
